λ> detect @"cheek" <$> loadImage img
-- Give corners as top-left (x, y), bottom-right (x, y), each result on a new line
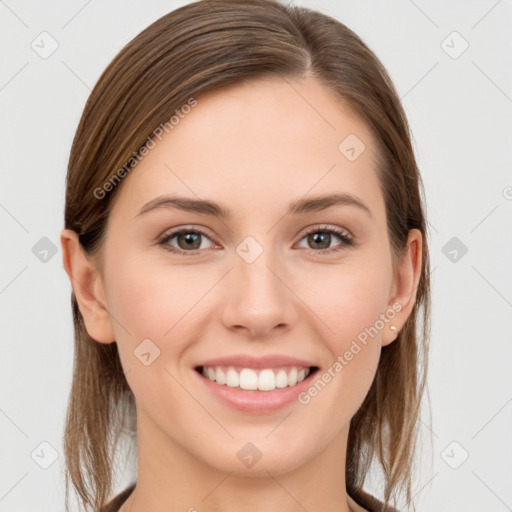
top-left (294, 258), bottom-right (390, 405)
top-left (103, 248), bottom-right (213, 379)
top-left (106, 247), bottom-right (209, 337)
top-left (303, 258), bottom-right (392, 347)
top-left (296, 267), bottom-right (385, 433)
top-left (104, 257), bottom-right (208, 411)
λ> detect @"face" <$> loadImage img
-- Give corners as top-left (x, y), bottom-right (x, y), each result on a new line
top-left (64, 74), bottom-right (421, 477)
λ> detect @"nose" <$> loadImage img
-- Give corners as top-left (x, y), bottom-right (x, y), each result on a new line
top-left (221, 247), bottom-right (298, 339)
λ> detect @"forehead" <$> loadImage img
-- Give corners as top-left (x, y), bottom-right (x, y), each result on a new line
top-left (109, 75), bottom-right (384, 223)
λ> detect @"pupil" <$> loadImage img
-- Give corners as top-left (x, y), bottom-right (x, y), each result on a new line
top-left (180, 232), bottom-right (200, 249)
top-left (310, 232), bottom-right (330, 249)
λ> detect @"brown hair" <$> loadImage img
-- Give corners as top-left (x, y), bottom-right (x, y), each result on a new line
top-left (62, 1), bottom-right (431, 510)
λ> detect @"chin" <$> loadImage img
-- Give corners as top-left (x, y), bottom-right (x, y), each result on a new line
top-left (195, 436), bottom-right (316, 477)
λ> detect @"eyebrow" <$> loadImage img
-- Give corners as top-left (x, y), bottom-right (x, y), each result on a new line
top-left (134, 192), bottom-right (372, 219)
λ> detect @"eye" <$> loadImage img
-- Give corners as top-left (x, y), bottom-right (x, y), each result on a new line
top-left (296, 225), bottom-right (354, 254)
top-left (158, 227), bottom-right (216, 254)
top-left (157, 224), bottom-right (355, 256)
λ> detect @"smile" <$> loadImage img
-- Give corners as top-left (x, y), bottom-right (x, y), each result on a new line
top-left (197, 365), bottom-right (318, 392)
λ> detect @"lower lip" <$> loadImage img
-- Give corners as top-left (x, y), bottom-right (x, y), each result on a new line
top-left (193, 368), bottom-right (317, 413)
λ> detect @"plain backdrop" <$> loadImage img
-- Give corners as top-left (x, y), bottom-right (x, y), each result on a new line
top-left (1, 1), bottom-right (511, 511)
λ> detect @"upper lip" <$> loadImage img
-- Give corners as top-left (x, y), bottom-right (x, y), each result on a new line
top-left (195, 354), bottom-right (318, 369)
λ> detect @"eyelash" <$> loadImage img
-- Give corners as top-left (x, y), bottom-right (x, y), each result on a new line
top-left (157, 224), bottom-right (355, 256)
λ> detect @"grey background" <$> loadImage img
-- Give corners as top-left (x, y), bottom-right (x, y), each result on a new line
top-left (1, 0), bottom-right (511, 510)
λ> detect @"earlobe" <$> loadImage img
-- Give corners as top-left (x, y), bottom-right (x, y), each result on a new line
top-left (382, 228), bottom-right (423, 347)
top-left (60, 228), bottom-right (115, 344)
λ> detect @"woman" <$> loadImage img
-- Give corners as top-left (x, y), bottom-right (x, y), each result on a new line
top-left (60, 1), bottom-right (431, 511)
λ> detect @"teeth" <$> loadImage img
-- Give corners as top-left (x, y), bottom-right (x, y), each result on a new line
top-left (226, 367), bottom-right (239, 388)
top-left (215, 367), bottom-right (226, 385)
top-left (239, 368), bottom-right (258, 390)
top-left (258, 369), bottom-right (275, 391)
top-left (200, 365), bottom-right (312, 391)
top-left (275, 370), bottom-right (288, 388)
top-left (287, 367), bottom-right (298, 386)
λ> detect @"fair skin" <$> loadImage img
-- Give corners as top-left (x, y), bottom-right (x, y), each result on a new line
top-left (61, 74), bottom-right (422, 512)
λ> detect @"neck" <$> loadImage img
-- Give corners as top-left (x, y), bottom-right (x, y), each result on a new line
top-left (120, 407), bottom-right (356, 512)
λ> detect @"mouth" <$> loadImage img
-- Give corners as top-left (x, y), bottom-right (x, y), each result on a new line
top-left (192, 354), bottom-right (321, 412)
top-left (194, 364), bottom-right (320, 392)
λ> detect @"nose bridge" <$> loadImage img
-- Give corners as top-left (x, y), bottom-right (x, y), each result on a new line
top-left (236, 237), bottom-right (284, 306)
top-left (222, 235), bottom-right (294, 333)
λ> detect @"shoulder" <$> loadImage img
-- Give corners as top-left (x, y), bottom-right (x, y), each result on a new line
top-left (348, 487), bottom-right (400, 512)
top-left (100, 483), bottom-right (136, 512)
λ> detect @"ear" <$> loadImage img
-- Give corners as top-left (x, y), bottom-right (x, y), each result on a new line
top-left (60, 228), bottom-right (115, 344)
top-left (382, 228), bottom-right (423, 347)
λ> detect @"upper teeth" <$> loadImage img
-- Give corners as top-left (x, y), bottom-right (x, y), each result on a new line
top-left (201, 366), bottom-right (311, 391)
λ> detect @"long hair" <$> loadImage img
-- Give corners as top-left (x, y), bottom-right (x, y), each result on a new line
top-left (62, 1), bottom-right (431, 510)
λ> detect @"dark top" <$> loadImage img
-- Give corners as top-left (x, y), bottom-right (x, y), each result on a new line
top-left (100, 483), bottom-right (399, 512)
